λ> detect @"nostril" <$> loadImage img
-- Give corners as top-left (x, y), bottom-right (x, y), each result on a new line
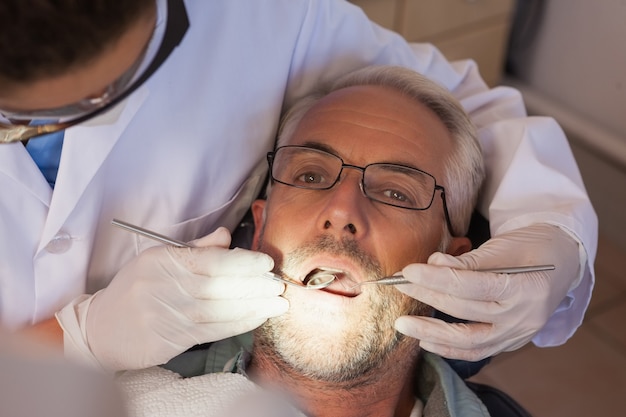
top-left (323, 221), bottom-right (357, 234)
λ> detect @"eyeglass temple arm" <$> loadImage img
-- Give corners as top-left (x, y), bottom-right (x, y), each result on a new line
top-left (437, 186), bottom-right (457, 238)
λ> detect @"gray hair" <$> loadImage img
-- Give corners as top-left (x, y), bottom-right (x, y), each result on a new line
top-left (276, 66), bottom-right (485, 239)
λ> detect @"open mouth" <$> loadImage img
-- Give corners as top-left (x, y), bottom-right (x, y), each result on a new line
top-left (302, 267), bottom-right (343, 288)
top-left (302, 267), bottom-right (361, 296)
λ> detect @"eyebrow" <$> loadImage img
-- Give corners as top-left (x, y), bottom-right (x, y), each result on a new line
top-left (299, 140), bottom-right (337, 155)
top-left (298, 139), bottom-right (423, 171)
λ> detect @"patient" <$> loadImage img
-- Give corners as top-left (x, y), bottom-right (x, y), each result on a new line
top-left (117, 66), bottom-right (486, 417)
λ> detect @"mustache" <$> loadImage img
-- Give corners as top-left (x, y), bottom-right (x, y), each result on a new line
top-left (280, 234), bottom-right (382, 279)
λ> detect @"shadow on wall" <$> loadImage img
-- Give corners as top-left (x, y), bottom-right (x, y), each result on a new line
top-left (504, 0), bottom-right (626, 251)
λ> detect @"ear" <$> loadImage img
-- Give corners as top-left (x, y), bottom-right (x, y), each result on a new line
top-left (445, 237), bottom-right (472, 256)
top-left (251, 199), bottom-right (267, 250)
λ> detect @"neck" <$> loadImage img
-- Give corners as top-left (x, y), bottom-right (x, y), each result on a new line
top-left (247, 338), bottom-right (421, 417)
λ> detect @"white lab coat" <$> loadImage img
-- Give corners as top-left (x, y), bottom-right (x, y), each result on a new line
top-left (0, 0), bottom-right (596, 346)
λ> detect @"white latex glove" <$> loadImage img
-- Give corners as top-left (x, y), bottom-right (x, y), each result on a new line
top-left (63, 227), bottom-right (288, 371)
top-left (394, 224), bottom-right (581, 361)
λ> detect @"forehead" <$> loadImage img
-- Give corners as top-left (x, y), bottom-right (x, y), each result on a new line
top-left (288, 85), bottom-right (453, 177)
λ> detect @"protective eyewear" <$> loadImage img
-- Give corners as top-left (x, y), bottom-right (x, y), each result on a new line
top-left (267, 145), bottom-right (458, 237)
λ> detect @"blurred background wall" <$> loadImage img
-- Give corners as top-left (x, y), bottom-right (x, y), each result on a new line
top-left (505, 0), bottom-right (626, 252)
top-left (349, 0), bottom-right (516, 87)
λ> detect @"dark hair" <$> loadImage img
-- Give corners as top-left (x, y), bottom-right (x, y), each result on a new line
top-left (0, 0), bottom-right (154, 83)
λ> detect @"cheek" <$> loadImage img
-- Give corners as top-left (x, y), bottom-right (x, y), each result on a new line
top-left (260, 198), bottom-right (316, 250)
top-left (267, 189), bottom-right (324, 228)
top-left (374, 215), bottom-right (443, 269)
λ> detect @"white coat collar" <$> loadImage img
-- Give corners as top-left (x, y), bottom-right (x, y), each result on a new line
top-left (37, 87), bottom-right (149, 251)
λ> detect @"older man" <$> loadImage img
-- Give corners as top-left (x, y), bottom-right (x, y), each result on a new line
top-left (118, 66), bottom-right (493, 417)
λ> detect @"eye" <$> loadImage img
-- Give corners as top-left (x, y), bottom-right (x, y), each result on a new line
top-left (365, 180), bottom-right (419, 208)
top-left (296, 171), bottom-right (325, 185)
top-left (382, 189), bottom-right (410, 203)
top-left (364, 164), bottom-right (435, 209)
top-left (290, 164), bottom-right (335, 188)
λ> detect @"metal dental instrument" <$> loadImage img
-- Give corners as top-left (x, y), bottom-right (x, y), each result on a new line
top-left (349, 264), bottom-right (556, 289)
top-left (111, 219), bottom-right (555, 291)
top-left (262, 268), bottom-right (339, 290)
top-left (110, 218), bottom-right (336, 289)
top-left (111, 218), bottom-right (190, 248)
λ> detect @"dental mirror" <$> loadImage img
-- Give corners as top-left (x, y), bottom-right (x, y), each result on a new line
top-left (262, 268), bottom-right (340, 290)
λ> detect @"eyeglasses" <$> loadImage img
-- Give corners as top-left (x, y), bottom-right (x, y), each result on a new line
top-left (0, 0), bottom-right (189, 144)
top-left (267, 145), bottom-right (457, 237)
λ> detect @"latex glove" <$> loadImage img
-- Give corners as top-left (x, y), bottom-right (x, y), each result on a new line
top-left (394, 224), bottom-right (581, 361)
top-left (80, 227), bottom-right (288, 371)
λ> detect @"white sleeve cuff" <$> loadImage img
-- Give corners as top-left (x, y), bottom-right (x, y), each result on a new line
top-left (55, 293), bottom-right (106, 371)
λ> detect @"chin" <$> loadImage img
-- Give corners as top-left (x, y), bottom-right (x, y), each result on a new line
top-left (258, 287), bottom-right (406, 382)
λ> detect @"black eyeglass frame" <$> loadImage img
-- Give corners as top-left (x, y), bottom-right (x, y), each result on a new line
top-left (267, 145), bottom-right (458, 237)
top-left (0, 0), bottom-right (189, 144)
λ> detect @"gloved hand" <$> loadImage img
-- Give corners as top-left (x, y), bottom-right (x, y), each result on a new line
top-left (394, 224), bottom-right (581, 361)
top-left (63, 227), bottom-right (288, 371)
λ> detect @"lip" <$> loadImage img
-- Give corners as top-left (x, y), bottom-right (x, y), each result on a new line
top-left (322, 277), bottom-right (362, 297)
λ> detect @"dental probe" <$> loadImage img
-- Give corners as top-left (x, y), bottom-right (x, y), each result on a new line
top-left (111, 218), bottom-right (190, 248)
top-left (354, 264), bottom-right (556, 288)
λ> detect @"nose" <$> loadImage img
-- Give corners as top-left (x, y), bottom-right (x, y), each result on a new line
top-left (318, 168), bottom-right (369, 237)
